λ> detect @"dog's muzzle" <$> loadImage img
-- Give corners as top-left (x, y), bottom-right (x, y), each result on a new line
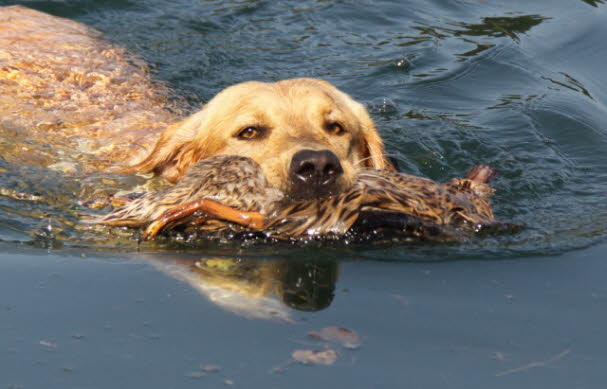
top-left (288, 149), bottom-right (344, 200)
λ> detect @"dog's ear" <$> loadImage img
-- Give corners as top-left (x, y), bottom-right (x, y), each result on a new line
top-left (352, 102), bottom-right (394, 170)
top-left (125, 109), bottom-right (211, 183)
top-left (324, 80), bottom-right (394, 170)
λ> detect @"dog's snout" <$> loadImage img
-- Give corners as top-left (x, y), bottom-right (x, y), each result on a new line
top-left (289, 149), bottom-right (344, 200)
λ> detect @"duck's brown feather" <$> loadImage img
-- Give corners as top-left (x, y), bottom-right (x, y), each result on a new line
top-left (94, 155), bottom-right (498, 240)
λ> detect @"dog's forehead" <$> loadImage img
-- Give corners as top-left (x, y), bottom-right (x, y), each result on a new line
top-left (222, 82), bottom-right (353, 119)
top-left (278, 81), bottom-right (344, 107)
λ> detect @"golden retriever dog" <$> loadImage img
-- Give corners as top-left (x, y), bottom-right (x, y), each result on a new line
top-left (1, 6), bottom-right (391, 200)
top-left (129, 78), bottom-right (393, 200)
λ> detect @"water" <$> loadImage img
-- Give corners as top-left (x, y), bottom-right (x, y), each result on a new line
top-left (1, 0), bottom-right (607, 387)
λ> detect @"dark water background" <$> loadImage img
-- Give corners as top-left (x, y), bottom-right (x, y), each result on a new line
top-left (1, 0), bottom-right (607, 388)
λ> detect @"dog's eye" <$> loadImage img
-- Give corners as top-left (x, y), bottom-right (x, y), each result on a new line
top-left (325, 122), bottom-right (346, 136)
top-left (236, 126), bottom-right (264, 140)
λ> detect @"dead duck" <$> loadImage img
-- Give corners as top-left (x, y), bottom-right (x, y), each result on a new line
top-left (94, 155), bottom-right (500, 241)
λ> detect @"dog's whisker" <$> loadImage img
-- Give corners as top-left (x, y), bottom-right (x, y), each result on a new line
top-left (354, 152), bottom-right (402, 168)
top-left (357, 171), bottom-right (395, 186)
top-left (353, 155), bottom-right (381, 167)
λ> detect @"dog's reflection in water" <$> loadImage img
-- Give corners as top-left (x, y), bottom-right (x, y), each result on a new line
top-left (147, 256), bottom-right (338, 321)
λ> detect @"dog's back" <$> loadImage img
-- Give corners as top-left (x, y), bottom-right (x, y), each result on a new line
top-left (0, 6), bottom-right (176, 171)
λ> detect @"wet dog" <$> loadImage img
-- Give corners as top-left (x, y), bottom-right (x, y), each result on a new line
top-left (2, 6), bottom-right (504, 241)
top-left (126, 78), bottom-right (393, 200)
top-left (1, 6), bottom-right (391, 200)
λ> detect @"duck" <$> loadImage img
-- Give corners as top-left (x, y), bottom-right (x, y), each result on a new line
top-left (93, 155), bottom-right (501, 241)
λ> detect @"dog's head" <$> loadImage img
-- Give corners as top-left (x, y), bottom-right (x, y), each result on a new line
top-left (133, 78), bottom-right (392, 200)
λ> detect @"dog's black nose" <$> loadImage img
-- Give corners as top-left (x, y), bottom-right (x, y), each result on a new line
top-left (289, 149), bottom-right (344, 200)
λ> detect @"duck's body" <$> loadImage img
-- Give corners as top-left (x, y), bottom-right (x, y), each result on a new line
top-left (95, 155), bottom-right (499, 241)
top-left (97, 156), bottom-right (283, 227)
top-left (266, 166), bottom-right (496, 239)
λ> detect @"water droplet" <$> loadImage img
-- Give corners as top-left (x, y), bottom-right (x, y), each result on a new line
top-left (367, 98), bottom-right (399, 114)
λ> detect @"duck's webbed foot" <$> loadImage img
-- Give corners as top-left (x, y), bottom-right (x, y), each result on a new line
top-left (143, 199), bottom-right (265, 240)
top-left (465, 164), bottom-right (497, 183)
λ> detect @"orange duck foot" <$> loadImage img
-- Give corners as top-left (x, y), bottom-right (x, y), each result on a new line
top-left (142, 198), bottom-right (265, 240)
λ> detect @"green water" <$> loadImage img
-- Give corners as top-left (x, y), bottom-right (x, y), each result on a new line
top-left (1, 0), bottom-right (607, 387)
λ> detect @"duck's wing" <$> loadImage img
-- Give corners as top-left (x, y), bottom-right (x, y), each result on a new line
top-left (355, 170), bottom-right (447, 225)
top-left (94, 155), bottom-right (279, 229)
top-left (264, 187), bottom-right (365, 237)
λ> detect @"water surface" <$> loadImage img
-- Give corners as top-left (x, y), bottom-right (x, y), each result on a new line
top-left (1, 0), bottom-right (607, 387)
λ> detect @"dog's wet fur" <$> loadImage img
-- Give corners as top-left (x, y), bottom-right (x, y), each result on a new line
top-left (2, 6), bottom-right (507, 242)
